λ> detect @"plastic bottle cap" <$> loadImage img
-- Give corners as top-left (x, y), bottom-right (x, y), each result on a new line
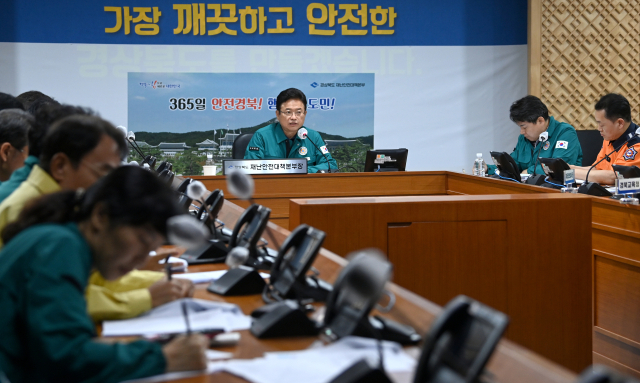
top-left (476, 153), bottom-right (482, 158)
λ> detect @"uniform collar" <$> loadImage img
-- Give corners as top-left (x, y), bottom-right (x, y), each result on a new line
top-left (27, 165), bottom-right (61, 195)
top-left (610, 121), bottom-right (639, 150)
top-left (274, 122), bottom-right (303, 144)
top-left (546, 116), bottom-right (559, 137)
top-left (24, 155), bottom-right (39, 167)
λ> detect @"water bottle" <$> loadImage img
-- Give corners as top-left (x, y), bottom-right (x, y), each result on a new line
top-left (473, 153), bottom-right (486, 177)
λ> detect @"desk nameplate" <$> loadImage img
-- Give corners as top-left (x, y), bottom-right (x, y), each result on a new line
top-left (223, 159), bottom-right (308, 175)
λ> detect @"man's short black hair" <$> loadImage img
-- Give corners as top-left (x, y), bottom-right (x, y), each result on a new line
top-left (0, 109), bottom-right (32, 150)
top-left (0, 93), bottom-right (24, 112)
top-left (16, 91), bottom-right (55, 112)
top-left (31, 104), bottom-right (96, 159)
top-left (595, 93), bottom-right (632, 123)
top-left (40, 115), bottom-right (128, 172)
top-left (276, 88), bottom-right (307, 112)
top-left (509, 95), bottom-right (549, 123)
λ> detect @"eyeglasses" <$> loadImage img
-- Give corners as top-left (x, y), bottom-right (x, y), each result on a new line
top-left (81, 160), bottom-right (115, 179)
top-left (279, 109), bottom-right (305, 117)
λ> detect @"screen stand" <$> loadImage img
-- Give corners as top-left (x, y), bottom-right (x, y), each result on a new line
top-left (250, 300), bottom-right (319, 338)
top-left (207, 266), bottom-right (266, 296)
top-left (329, 359), bottom-right (391, 383)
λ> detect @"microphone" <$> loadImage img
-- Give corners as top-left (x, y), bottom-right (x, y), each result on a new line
top-left (525, 131), bottom-right (549, 185)
top-left (227, 169), bottom-right (255, 202)
top-left (579, 127), bottom-right (640, 196)
top-left (226, 247), bottom-right (250, 269)
top-left (297, 128), bottom-right (335, 173)
top-left (585, 127), bottom-right (640, 183)
top-left (126, 130), bottom-right (157, 171)
top-left (166, 214), bottom-right (209, 249)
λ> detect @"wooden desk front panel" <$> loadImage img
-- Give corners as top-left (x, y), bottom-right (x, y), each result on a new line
top-left (192, 172), bottom-right (447, 228)
top-left (592, 199), bottom-right (640, 377)
top-left (289, 194), bottom-right (593, 373)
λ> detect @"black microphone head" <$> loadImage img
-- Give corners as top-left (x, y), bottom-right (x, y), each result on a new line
top-left (227, 169), bottom-right (254, 200)
top-left (176, 178), bottom-right (192, 193)
top-left (156, 161), bottom-right (169, 173)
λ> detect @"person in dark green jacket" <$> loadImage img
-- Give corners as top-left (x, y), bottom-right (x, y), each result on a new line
top-left (486, 95), bottom-right (583, 176)
top-left (0, 166), bottom-right (208, 383)
top-left (244, 88), bottom-right (338, 173)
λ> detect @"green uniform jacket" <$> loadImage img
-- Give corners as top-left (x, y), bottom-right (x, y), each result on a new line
top-left (244, 123), bottom-right (338, 173)
top-left (0, 223), bottom-right (165, 383)
top-left (0, 155), bottom-right (38, 203)
top-left (488, 116), bottom-right (583, 176)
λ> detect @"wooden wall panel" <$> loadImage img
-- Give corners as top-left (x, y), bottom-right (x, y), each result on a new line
top-left (388, 221), bottom-right (509, 317)
top-left (534, 0), bottom-right (640, 129)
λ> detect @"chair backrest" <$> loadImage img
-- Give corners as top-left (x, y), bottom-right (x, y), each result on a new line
top-left (232, 133), bottom-right (255, 159)
top-left (576, 130), bottom-right (603, 167)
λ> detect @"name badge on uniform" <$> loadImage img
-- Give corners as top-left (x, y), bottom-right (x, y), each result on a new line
top-left (249, 146), bottom-right (259, 151)
top-left (320, 145), bottom-right (329, 154)
top-left (299, 147), bottom-right (308, 156)
top-left (555, 140), bottom-right (569, 149)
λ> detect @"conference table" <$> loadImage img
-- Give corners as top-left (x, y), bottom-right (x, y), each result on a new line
top-left (154, 197), bottom-right (577, 383)
top-left (193, 171), bottom-right (640, 378)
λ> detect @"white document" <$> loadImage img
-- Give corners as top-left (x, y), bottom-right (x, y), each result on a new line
top-left (102, 298), bottom-right (251, 336)
top-left (173, 270), bottom-right (227, 283)
top-left (173, 270), bottom-right (270, 284)
top-left (155, 255), bottom-right (187, 272)
top-left (222, 336), bottom-right (416, 383)
top-left (122, 361), bottom-right (227, 383)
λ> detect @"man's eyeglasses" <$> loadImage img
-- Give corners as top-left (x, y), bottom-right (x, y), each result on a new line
top-left (279, 109), bottom-right (305, 117)
top-left (81, 160), bottom-right (115, 179)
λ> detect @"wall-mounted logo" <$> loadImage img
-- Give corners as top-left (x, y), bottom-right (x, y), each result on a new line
top-left (310, 82), bottom-right (319, 88)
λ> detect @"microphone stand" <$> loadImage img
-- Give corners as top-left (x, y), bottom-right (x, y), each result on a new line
top-left (579, 131), bottom-right (639, 196)
top-left (298, 129), bottom-right (337, 173)
top-left (525, 138), bottom-right (547, 186)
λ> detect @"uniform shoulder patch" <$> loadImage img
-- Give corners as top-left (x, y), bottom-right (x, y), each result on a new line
top-left (249, 146), bottom-right (259, 151)
top-left (320, 145), bottom-right (329, 154)
top-left (623, 146), bottom-right (638, 161)
top-left (555, 140), bottom-right (569, 149)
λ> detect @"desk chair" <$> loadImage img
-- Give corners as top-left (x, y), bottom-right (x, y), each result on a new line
top-left (576, 130), bottom-right (603, 167)
top-left (232, 133), bottom-right (254, 159)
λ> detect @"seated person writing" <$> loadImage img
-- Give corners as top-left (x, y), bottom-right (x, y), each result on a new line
top-left (0, 114), bottom-right (193, 322)
top-left (0, 166), bottom-right (208, 383)
top-left (485, 95), bottom-right (582, 175)
top-left (244, 88), bottom-right (338, 173)
top-left (570, 93), bottom-right (640, 185)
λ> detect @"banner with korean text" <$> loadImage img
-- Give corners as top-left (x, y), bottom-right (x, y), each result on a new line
top-left (0, 0), bottom-right (528, 172)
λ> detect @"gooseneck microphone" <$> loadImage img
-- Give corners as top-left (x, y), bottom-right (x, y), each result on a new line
top-left (531, 131), bottom-right (549, 176)
top-left (585, 127), bottom-right (640, 184)
top-left (297, 128), bottom-right (334, 173)
top-left (524, 131), bottom-right (550, 185)
top-left (126, 131), bottom-right (156, 170)
top-left (579, 127), bottom-right (640, 196)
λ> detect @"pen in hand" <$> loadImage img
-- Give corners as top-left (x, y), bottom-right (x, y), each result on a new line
top-left (181, 301), bottom-right (191, 336)
top-left (165, 254), bottom-right (172, 281)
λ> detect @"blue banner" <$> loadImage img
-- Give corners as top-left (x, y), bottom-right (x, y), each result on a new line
top-left (1, 0), bottom-right (527, 46)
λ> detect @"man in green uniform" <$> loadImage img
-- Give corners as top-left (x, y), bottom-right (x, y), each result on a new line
top-left (244, 88), bottom-right (338, 174)
top-left (486, 95), bottom-right (583, 176)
